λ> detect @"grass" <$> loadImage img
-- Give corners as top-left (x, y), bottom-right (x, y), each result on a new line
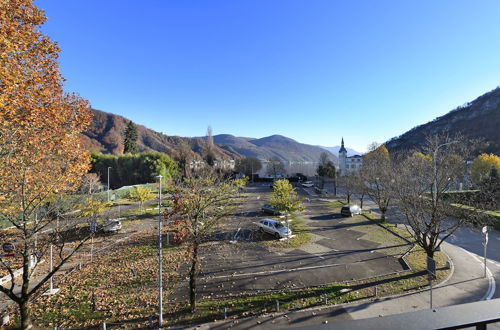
top-left (263, 215), bottom-right (312, 249)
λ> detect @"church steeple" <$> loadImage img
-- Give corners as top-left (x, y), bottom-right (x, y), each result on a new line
top-left (339, 137), bottom-right (347, 154)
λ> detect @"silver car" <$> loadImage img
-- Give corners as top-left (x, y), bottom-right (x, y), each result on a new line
top-left (257, 218), bottom-right (292, 239)
top-left (103, 218), bottom-right (122, 233)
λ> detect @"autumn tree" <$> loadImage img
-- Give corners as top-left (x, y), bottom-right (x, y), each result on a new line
top-left (235, 157), bottom-right (262, 177)
top-left (270, 179), bottom-right (304, 214)
top-left (128, 186), bottom-right (154, 212)
top-left (0, 1), bottom-right (92, 327)
top-left (169, 171), bottom-right (243, 312)
top-left (471, 153), bottom-right (500, 185)
top-left (361, 144), bottom-right (393, 221)
top-left (267, 156), bottom-right (286, 178)
top-left (392, 135), bottom-right (481, 259)
top-left (123, 121), bottom-right (138, 154)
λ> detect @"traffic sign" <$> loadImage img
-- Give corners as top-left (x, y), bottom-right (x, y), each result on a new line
top-left (2, 242), bottom-right (15, 253)
top-left (482, 226), bottom-right (488, 235)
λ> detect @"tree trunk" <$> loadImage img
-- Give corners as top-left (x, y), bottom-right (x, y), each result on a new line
top-left (189, 242), bottom-right (199, 313)
top-left (20, 300), bottom-right (33, 329)
top-left (347, 193), bottom-right (350, 204)
top-left (380, 209), bottom-right (386, 222)
top-left (360, 195), bottom-right (364, 209)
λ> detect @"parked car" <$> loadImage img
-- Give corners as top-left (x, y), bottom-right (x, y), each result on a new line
top-left (257, 218), bottom-right (292, 239)
top-left (340, 204), bottom-right (362, 217)
top-left (103, 218), bottom-right (122, 233)
top-left (301, 181), bottom-right (314, 188)
top-left (261, 204), bottom-right (284, 215)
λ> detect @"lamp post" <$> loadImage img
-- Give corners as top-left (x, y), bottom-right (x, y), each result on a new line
top-left (155, 175), bottom-right (163, 328)
top-left (107, 167), bottom-right (112, 202)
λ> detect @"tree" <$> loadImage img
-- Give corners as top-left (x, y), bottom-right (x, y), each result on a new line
top-left (128, 186), bottom-right (154, 212)
top-left (175, 140), bottom-right (194, 179)
top-left (351, 171), bottom-right (368, 209)
top-left (169, 171), bottom-right (243, 312)
top-left (338, 172), bottom-right (357, 204)
top-left (266, 157), bottom-right (286, 178)
top-left (203, 126), bottom-right (216, 166)
top-left (317, 152), bottom-right (336, 191)
top-left (392, 135), bottom-right (480, 259)
top-left (235, 157), bottom-right (262, 177)
top-left (471, 153), bottom-right (500, 185)
top-left (123, 121), bottom-right (138, 154)
top-left (0, 1), bottom-right (92, 327)
top-left (78, 173), bottom-right (102, 194)
top-left (361, 144), bottom-right (393, 221)
top-left (270, 179), bottom-right (304, 213)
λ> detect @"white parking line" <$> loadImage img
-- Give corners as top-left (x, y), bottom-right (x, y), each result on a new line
top-left (463, 249), bottom-right (496, 300)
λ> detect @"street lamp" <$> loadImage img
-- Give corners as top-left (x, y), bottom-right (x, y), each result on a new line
top-left (107, 167), bottom-right (112, 202)
top-left (155, 175), bottom-right (163, 328)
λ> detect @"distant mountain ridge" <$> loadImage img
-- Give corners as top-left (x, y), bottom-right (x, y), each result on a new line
top-left (213, 134), bottom-right (338, 163)
top-left (82, 109), bottom-right (338, 164)
top-left (81, 109), bottom-right (236, 160)
top-left (386, 87), bottom-right (500, 155)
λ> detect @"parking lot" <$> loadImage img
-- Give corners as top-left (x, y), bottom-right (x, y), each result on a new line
top-left (175, 183), bottom-right (410, 299)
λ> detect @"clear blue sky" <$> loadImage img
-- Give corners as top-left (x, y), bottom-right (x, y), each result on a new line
top-left (36, 0), bottom-right (500, 152)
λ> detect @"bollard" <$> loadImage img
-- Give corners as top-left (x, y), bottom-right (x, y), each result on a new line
top-left (324, 295), bottom-right (328, 304)
top-left (102, 322), bottom-right (106, 330)
top-left (374, 286), bottom-right (378, 297)
top-left (224, 307), bottom-right (228, 319)
top-left (276, 300), bottom-right (280, 312)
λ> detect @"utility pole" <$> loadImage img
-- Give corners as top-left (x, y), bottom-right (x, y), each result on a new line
top-left (107, 167), bottom-right (112, 202)
top-left (156, 175), bottom-right (163, 327)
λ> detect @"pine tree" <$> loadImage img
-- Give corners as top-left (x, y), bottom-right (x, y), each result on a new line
top-left (123, 121), bottom-right (138, 154)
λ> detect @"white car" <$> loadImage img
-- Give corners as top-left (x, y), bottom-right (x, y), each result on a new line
top-left (257, 218), bottom-right (292, 239)
top-left (301, 181), bottom-right (314, 188)
top-left (103, 218), bottom-right (122, 233)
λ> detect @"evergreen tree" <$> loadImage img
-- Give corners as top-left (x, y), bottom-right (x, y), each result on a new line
top-left (123, 121), bottom-right (138, 154)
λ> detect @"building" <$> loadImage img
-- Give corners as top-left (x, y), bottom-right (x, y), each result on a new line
top-left (338, 138), bottom-right (363, 175)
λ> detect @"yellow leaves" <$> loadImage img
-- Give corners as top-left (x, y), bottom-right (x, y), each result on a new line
top-left (471, 153), bottom-right (500, 184)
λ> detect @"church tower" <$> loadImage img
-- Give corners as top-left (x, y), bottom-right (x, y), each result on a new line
top-left (339, 137), bottom-right (347, 175)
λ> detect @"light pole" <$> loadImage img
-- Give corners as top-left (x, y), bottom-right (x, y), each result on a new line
top-left (107, 167), bottom-right (112, 202)
top-left (155, 175), bottom-right (163, 328)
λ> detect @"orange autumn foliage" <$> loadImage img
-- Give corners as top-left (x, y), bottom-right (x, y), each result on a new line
top-left (0, 0), bottom-right (91, 213)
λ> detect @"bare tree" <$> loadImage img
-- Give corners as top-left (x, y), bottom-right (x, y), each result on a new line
top-left (175, 140), bottom-right (194, 179)
top-left (361, 144), bottom-right (393, 221)
top-left (78, 173), bottom-right (101, 194)
top-left (169, 170), bottom-right (243, 312)
top-left (338, 172), bottom-right (357, 204)
top-left (203, 125), bottom-right (216, 167)
top-left (235, 157), bottom-right (262, 177)
top-left (392, 134), bottom-right (483, 258)
top-left (352, 171), bottom-right (368, 209)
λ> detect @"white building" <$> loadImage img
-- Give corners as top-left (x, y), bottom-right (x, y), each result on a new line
top-left (338, 138), bottom-right (363, 175)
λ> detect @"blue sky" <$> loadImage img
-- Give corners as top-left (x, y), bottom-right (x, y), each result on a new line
top-left (37, 0), bottom-right (500, 152)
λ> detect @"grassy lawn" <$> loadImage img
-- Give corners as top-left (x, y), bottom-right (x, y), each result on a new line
top-left (7, 230), bottom-right (185, 329)
top-left (263, 214), bottom-right (312, 249)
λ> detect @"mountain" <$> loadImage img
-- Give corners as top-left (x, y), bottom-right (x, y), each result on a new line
top-left (386, 87), bottom-right (500, 155)
top-left (213, 134), bottom-right (338, 163)
top-left (81, 109), bottom-right (236, 160)
top-left (319, 146), bottom-right (362, 157)
top-left (82, 109), bottom-right (337, 166)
